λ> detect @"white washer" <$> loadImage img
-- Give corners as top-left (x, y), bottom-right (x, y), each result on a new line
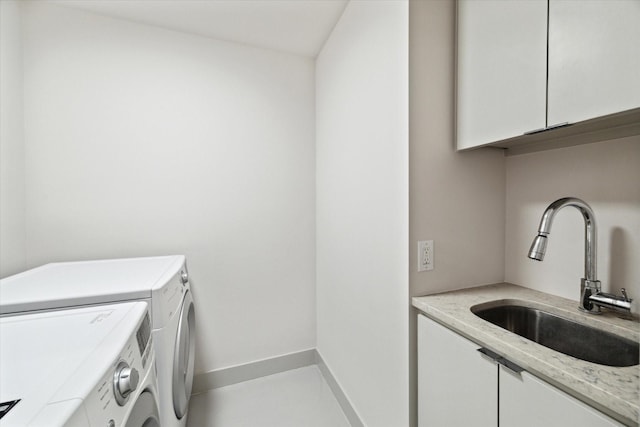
top-left (0, 301), bottom-right (159, 427)
top-left (0, 255), bottom-right (196, 427)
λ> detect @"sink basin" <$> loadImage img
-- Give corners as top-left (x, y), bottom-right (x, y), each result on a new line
top-left (471, 303), bottom-right (639, 367)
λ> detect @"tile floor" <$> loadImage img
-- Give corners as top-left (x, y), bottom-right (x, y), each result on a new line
top-left (187, 366), bottom-right (351, 427)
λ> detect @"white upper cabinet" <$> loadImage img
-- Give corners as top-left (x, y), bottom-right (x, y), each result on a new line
top-left (548, 0), bottom-right (640, 126)
top-left (457, 0), bottom-right (640, 152)
top-left (456, 0), bottom-right (547, 150)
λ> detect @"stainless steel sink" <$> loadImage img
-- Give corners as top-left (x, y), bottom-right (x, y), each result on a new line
top-left (471, 303), bottom-right (639, 367)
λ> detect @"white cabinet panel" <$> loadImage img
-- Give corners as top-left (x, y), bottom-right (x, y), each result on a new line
top-left (457, 0), bottom-right (640, 152)
top-left (499, 367), bottom-right (623, 427)
top-left (417, 314), bottom-right (497, 427)
top-left (548, 0), bottom-right (640, 126)
top-left (456, 0), bottom-right (547, 150)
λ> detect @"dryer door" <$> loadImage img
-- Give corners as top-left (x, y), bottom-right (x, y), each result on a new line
top-left (172, 289), bottom-right (195, 419)
top-left (124, 390), bottom-right (160, 427)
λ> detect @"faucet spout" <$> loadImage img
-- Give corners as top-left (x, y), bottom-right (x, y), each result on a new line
top-left (528, 197), bottom-right (601, 312)
top-left (528, 234), bottom-right (548, 261)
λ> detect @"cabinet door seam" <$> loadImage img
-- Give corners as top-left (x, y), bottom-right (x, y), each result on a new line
top-left (545, 0), bottom-right (550, 128)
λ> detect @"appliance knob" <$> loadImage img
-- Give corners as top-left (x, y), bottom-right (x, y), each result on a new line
top-left (180, 270), bottom-right (189, 285)
top-left (113, 361), bottom-right (139, 406)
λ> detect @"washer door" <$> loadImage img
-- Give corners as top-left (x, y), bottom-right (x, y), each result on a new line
top-left (124, 390), bottom-right (160, 427)
top-left (172, 289), bottom-right (195, 419)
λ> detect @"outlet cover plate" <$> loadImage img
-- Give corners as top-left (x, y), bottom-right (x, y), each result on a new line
top-left (418, 240), bottom-right (434, 272)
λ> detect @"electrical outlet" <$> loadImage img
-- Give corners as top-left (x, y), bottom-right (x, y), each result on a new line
top-left (418, 240), bottom-right (434, 272)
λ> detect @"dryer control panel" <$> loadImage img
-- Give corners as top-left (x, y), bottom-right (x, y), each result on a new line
top-left (154, 263), bottom-right (188, 326)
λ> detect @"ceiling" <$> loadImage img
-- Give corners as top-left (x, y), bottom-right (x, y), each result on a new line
top-left (51, 0), bottom-right (349, 57)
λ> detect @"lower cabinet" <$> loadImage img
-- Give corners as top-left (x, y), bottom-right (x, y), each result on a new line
top-left (417, 314), bottom-right (623, 427)
top-left (417, 313), bottom-right (497, 426)
top-left (499, 367), bottom-right (623, 427)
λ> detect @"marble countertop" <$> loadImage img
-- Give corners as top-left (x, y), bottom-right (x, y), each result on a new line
top-left (412, 283), bottom-right (640, 426)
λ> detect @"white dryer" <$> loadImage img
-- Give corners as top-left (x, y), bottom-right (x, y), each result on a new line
top-left (0, 255), bottom-right (196, 427)
top-left (0, 301), bottom-right (159, 426)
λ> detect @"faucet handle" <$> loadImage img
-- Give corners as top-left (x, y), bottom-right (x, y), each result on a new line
top-left (621, 288), bottom-right (632, 302)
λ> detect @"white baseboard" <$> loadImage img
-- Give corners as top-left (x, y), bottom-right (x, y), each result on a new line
top-left (192, 348), bottom-right (317, 394)
top-left (191, 348), bottom-right (364, 427)
top-left (315, 350), bottom-right (365, 427)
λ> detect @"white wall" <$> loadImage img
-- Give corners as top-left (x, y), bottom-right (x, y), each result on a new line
top-left (316, 2), bottom-right (409, 426)
top-left (21, 3), bottom-right (316, 375)
top-left (409, 0), bottom-right (505, 299)
top-left (505, 136), bottom-right (640, 312)
top-left (0, 0), bottom-right (26, 278)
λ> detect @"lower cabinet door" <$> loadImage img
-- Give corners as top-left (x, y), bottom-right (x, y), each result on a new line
top-left (499, 366), bottom-right (623, 427)
top-left (418, 314), bottom-right (497, 427)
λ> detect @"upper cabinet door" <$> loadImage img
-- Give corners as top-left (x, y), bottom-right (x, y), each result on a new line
top-left (456, 0), bottom-right (547, 150)
top-left (548, 0), bottom-right (640, 126)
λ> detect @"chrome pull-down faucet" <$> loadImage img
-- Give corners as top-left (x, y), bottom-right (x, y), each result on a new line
top-left (528, 197), bottom-right (632, 314)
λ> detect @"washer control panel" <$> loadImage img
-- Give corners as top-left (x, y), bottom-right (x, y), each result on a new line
top-left (136, 312), bottom-right (152, 368)
top-left (84, 312), bottom-right (154, 426)
top-left (113, 361), bottom-right (139, 406)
